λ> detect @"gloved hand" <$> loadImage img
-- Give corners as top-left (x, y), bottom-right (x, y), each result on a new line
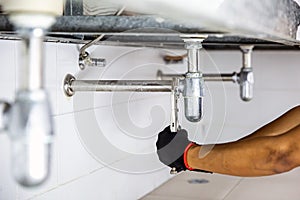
top-left (156, 126), bottom-right (195, 173)
top-left (156, 126), bottom-right (212, 174)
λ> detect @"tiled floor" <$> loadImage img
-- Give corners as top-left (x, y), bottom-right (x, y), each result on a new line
top-left (141, 172), bottom-right (242, 200)
top-left (141, 168), bottom-right (300, 200)
top-left (224, 168), bottom-right (300, 200)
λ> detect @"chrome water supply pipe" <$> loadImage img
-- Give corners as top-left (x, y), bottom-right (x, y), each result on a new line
top-left (77, 7), bottom-right (126, 70)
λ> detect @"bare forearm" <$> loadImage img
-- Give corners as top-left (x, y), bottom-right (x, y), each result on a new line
top-left (187, 125), bottom-right (300, 177)
top-left (187, 138), bottom-right (279, 176)
top-left (240, 105), bottom-right (300, 141)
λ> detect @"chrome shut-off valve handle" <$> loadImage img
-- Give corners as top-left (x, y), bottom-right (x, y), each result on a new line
top-left (79, 52), bottom-right (106, 70)
top-left (238, 45), bottom-right (254, 101)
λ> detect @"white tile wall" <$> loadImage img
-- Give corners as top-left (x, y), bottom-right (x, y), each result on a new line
top-left (0, 135), bottom-right (18, 200)
top-left (296, 0), bottom-right (300, 40)
top-left (0, 41), bottom-right (174, 200)
top-left (142, 49), bottom-right (300, 200)
top-left (0, 39), bottom-right (300, 200)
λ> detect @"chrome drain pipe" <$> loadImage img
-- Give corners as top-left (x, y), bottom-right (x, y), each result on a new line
top-left (157, 70), bottom-right (238, 83)
top-left (63, 74), bottom-right (173, 97)
top-left (8, 21), bottom-right (55, 187)
top-left (157, 71), bottom-right (238, 83)
top-left (0, 0), bottom-right (63, 187)
top-left (156, 45), bottom-right (254, 102)
top-left (182, 38), bottom-right (205, 122)
top-left (63, 74), bottom-right (181, 133)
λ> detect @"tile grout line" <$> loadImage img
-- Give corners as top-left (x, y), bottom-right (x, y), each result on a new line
top-left (26, 165), bottom-right (106, 200)
top-left (222, 178), bottom-right (244, 200)
top-left (27, 154), bottom-right (134, 200)
top-left (14, 41), bottom-right (20, 200)
top-left (55, 43), bottom-right (60, 190)
top-left (52, 95), bottom-right (169, 117)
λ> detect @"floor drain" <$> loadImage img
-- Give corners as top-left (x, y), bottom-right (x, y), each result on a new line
top-left (187, 179), bottom-right (209, 184)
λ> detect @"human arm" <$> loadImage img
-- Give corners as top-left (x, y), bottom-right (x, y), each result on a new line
top-left (156, 106), bottom-right (300, 177)
top-left (187, 127), bottom-right (300, 177)
top-left (240, 105), bottom-right (300, 141)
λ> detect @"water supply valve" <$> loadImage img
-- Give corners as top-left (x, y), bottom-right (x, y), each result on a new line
top-left (79, 52), bottom-right (106, 70)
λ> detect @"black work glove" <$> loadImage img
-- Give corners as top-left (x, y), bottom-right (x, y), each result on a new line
top-left (156, 126), bottom-right (191, 173)
top-left (156, 126), bottom-right (212, 174)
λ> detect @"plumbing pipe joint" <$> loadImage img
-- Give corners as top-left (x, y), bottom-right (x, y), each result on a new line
top-left (184, 40), bottom-right (203, 50)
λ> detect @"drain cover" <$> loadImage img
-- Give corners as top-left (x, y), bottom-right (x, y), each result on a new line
top-left (187, 179), bottom-right (209, 184)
